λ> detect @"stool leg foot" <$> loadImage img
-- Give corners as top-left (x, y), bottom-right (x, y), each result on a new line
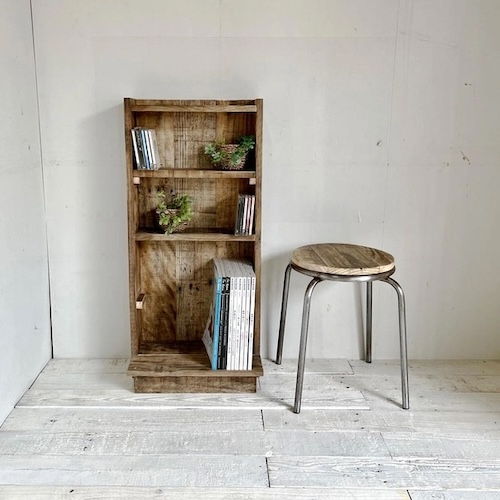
top-left (366, 281), bottom-right (373, 363)
top-left (276, 263), bottom-right (292, 365)
top-left (294, 278), bottom-right (322, 414)
top-left (386, 277), bottom-right (410, 410)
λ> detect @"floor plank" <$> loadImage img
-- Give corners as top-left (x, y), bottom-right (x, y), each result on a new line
top-left (268, 457), bottom-right (500, 489)
top-left (262, 358), bottom-right (353, 375)
top-left (2, 408), bottom-right (264, 433)
top-left (262, 409), bottom-right (500, 437)
top-left (17, 372), bottom-right (368, 410)
top-left (0, 455), bottom-right (269, 487)
top-left (409, 493), bottom-right (500, 500)
top-left (0, 429), bottom-right (390, 458)
top-left (349, 359), bottom-right (500, 376)
top-left (0, 486), bottom-right (412, 499)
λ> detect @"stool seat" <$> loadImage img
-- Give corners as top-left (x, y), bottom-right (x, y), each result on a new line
top-left (291, 243), bottom-right (395, 276)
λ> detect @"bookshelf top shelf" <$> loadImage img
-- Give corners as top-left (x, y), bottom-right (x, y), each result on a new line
top-left (133, 169), bottom-right (256, 179)
top-left (127, 99), bottom-right (260, 114)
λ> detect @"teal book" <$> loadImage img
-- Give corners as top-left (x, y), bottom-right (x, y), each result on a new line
top-left (202, 260), bottom-right (223, 370)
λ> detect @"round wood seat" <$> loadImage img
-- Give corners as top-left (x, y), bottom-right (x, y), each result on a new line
top-left (291, 243), bottom-right (395, 276)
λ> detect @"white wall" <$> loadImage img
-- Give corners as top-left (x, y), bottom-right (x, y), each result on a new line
top-left (0, 0), bottom-right (52, 423)
top-left (31, 0), bottom-right (500, 360)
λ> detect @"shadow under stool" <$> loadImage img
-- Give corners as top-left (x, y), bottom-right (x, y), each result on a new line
top-left (275, 243), bottom-right (409, 413)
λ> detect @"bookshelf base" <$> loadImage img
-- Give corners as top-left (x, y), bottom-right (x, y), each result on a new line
top-left (127, 342), bottom-right (263, 393)
top-left (132, 375), bottom-right (257, 393)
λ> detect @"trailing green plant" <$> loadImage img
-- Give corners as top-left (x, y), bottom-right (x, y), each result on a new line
top-left (156, 190), bottom-right (193, 234)
top-left (204, 135), bottom-right (255, 169)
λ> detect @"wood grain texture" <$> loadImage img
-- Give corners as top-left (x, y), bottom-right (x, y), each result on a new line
top-left (128, 351), bottom-right (263, 377)
top-left (2, 408), bottom-right (264, 433)
top-left (0, 455), bottom-right (268, 487)
top-left (263, 408), bottom-right (500, 437)
top-left (4, 359), bottom-right (500, 494)
top-left (133, 169), bottom-right (256, 179)
top-left (0, 429), bottom-right (389, 458)
top-left (125, 98), bottom-right (263, 393)
top-left (268, 457), bottom-right (500, 489)
top-left (0, 486), bottom-right (411, 499)
top-left (139, 242), bottom-right (177, 343)
top-left (133, 376), bottom-right (257, 393)
top-left (291, 243), bottom-right (395, 276)
top-left (409, 492), bottom-right (500, 500)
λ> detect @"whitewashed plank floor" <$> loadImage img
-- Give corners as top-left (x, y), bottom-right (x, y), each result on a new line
top-left (0, 359), bottom-right (500, 499)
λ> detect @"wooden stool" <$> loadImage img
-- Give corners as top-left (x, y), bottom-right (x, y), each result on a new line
top-left (276, 243), bottom-right (409, 413)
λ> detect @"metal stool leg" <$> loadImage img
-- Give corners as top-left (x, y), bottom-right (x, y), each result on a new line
top-left (276, 263), bottom-right (292, 365)
top-left (385, 277), bottom-right (410, 410)
top-left (366, 281), bottom-right (373, 363)
top-left (294, 277), bottom-right (322, 414)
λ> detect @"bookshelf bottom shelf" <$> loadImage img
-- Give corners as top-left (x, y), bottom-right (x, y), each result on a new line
top-left (127, 341), bottom-right (263, 394)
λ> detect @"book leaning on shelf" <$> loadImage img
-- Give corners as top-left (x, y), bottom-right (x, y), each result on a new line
top-left (131, 127), bottom-right (160, 170)
top-left (234, 194), bottom-right (255, 236)
top-left (202, 258), bottom-right (256, 371)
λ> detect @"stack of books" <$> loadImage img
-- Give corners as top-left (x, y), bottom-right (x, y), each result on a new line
top-left (131, 127), bottom-right (160, 170)
top-left (234, 194), bottom-right (255, 236)
top-left (202, 258), bottom-right (256, 371)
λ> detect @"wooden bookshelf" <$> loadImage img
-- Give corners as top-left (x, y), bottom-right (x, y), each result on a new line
top-left (124, 98), bottom-right (263, 393)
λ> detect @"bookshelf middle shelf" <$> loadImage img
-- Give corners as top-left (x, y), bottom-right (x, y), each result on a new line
top-left (135, 230), bottom-right (257, 242)
top-left (133, 168), bottom-right (257, 180)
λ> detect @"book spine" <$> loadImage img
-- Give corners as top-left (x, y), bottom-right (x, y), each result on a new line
top-left (131, 129), bottom-right (141, 169)
top-left (249, 195), bottom-right (255, 235)
top-left (242, 195), bottom-right (249, 235)
top-left (238, 270), bottom-right (246, 370)
top-left (226, 274), bottom-right (236, 370)
top-left (218, 276), bottom-right (230, 369)
top-left (143, 128), bottom-right (151, 170)
top-left (233, 273), bottom-right (243, 370)
top-left (211, 275), bottom-right (223, 370)
top-left (149, 129), bottom-right (161, 170)
top-left (247, 273), bottom-right (256, 370)
top-left (234, 195), bottom-right (243, 236)
top-left (133, 128), bottom-right (146, 170)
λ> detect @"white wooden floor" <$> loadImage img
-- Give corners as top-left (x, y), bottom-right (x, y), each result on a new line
top-left (1, 359), bottom-right (500, 499)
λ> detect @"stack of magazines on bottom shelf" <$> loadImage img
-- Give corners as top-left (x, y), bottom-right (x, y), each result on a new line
top-left (202, 258), bottom-right (256, 371)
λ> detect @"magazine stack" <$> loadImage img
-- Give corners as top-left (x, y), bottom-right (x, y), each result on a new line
top-left (234, 194), bottom-right (255, 235)
top-left (202, 258), bottom-right (256, 370)
top-left (131, 127), bottom-right (160, 170)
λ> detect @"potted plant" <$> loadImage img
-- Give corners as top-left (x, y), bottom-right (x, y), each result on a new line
top-left (204, 135), bottom-right (255, 170)
top-left (156, 190), bottom-right (193, 234)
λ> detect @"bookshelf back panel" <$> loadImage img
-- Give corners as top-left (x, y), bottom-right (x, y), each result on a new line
top-left (137, 178), bottom-right (254, 232)
top-left (132, 110), bottom-right (256, 170)
top-left (138, 241), bottom-right (255, 345)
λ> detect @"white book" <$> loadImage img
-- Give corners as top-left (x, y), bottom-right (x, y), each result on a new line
top-left (249, 195), bottom-right (256, 235)
top-left (247, 271), bottom-right (256, 370)
top-left (236, 260), bottom-right (248, 370)
top-left (148, 129), bottom-right (161, 170)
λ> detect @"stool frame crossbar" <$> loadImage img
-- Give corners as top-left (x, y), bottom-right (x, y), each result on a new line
top-left (276, 262), bottom-right (409, 413)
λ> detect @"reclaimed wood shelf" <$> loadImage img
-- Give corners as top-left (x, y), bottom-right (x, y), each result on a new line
top-left (135, 229), bottom-right (256, 242)
top-left (127, 342), bottom-right (264, 393)
top-left (124, 98), bottom-right (263, 394)
top-left (133, 168), bottom-right (257, 179)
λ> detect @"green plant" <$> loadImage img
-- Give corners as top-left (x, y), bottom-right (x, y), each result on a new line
top-left (204, 135), bottom-right (255, 169)
top-left (156, 190), bottom-right (193, 234)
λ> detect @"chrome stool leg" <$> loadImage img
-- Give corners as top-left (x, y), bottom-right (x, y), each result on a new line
top-left (386, 277), bottom-right (409, 410)
top-left (276, 263), bottom-right (292, 365)
top-left (294, 277), bottom-right (322, 414)
top-left (366, 281), bottom-right (373, 363)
